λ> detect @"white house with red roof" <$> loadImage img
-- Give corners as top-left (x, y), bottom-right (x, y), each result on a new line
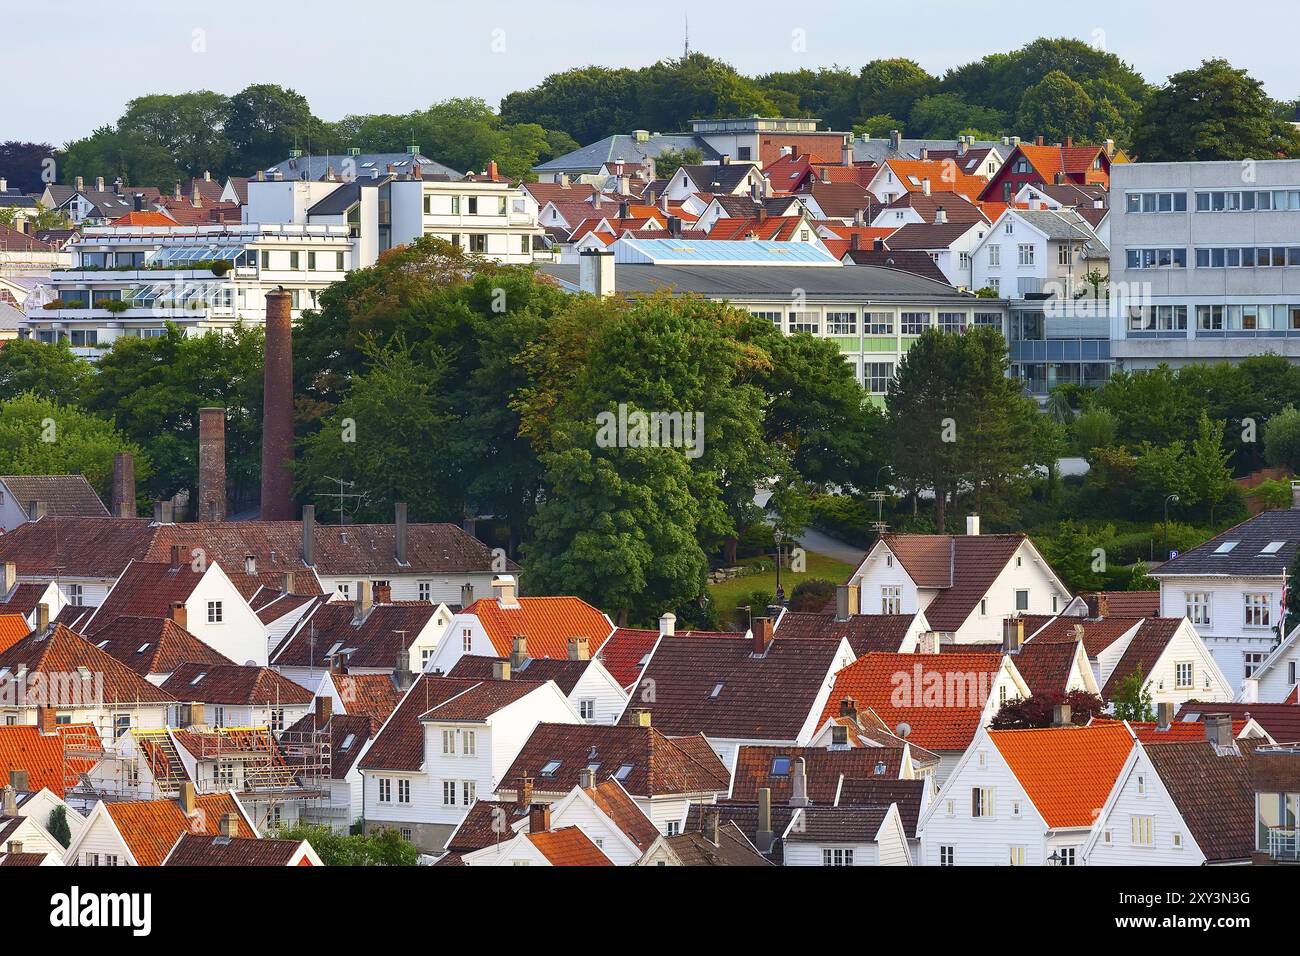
top-left (919, 721), bottom-right (1135, 866)
top-left (846, 521), bottom-right (1071, 645)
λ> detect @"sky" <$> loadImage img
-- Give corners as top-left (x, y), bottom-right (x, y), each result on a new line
top-left (3, 0), bottom-right (1299, 145)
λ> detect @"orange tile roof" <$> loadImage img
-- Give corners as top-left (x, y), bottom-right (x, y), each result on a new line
top-left (462, 596), bottom-right (612, 660)
top-left (706, 215), bottom-right (807, 241)
top-left (0, 723), bottom-right (98, 797)
top-left (584, 780), bottom-right (660, 852)
top-left (110, 211), bottom-right (176, 226)
top-left (884, 160), bottom-right (985, 200)
top-left (105, 792), bottom-right (255, 867)
top-left (0, 615), bottom-right (28, 653)
top-left (1129, 720), bottom-right (1248, 744)
top-left (819, 652), bottom-right (1006, 750)
top-left (526, 826), bottom-right (614, 866)
top-left (988, 722), bottom-right (1134, 828)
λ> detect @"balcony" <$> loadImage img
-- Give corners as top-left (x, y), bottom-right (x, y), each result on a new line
top-left (1265, 826), bottom-right (1300, 862)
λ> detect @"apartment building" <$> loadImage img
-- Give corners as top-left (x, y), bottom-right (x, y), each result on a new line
top-left (1110, 159), bottom-right (1300, 370)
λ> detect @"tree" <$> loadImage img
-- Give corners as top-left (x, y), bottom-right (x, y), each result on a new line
top-left (1109, 665), bottom-right (1155, 721)
top-left (1015, 71), bottom-right (1096, 143)
top-left (847, 59), bottom-right (938, 126)
top-left (500, 66), bottom-right (643, 144)
top-left (46, 806), bottom-right (72, 848)
top-left (1133, 58), bottom-right (1300, 161)
top-left (273, 824), bottom-right (417, 866)
top-left (886, 329), bottom-right (963, 531)
top-left (990, 689), bottom-right (1105, 729)
top-left (0, 393), bottom-right (149, 501)
top-left (1184, 411), bottom-right (1234, 523)
top-left (0, 339), bottom-right (94, 406)
top-left (908, 93), bottom-right (1005, 139)
top-left (1284, 548), bottom-right (1300, 638)
top-left (635, 55), bottom-right (784, 135)
top-left (0, 141), bottom-right (56, 193)
top-left (226, 84), bottom-right (322, 173)
top-left (754, 68), bottom-right (859, 128)
top-left (1264, 404), bottom-right (1300, 472)
top-left (653, 147), bottom-right (703, 181)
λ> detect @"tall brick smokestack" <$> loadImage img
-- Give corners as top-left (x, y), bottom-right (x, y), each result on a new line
top-left (261, 287), bottom-right (295, 520)
top-left (111, 452), bottom-right (136, 518)
top-left (198, 407), bottom-right (226, 522)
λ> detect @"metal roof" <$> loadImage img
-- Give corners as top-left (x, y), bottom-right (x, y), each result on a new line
top-left (613, 237), bottom-right (839, 266)
top-left (533, 134), bottom-right (720, 173)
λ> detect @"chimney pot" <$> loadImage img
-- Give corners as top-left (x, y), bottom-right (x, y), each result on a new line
top-left (567, 636), bottom-right (590, 661)
top-left (353, 580), bottom-right (373, 623)
top-left (1156, 701), bottom-right (1174, 731)
top-left (579, 767), bottom-right (596, 790)
top-left (1, 562), bottom-right (14, 598)
top-left (459, 582), bottom-right (474, 607)
top-left (839, 696), bottom-right (857, 721)
top-left (493, 575), bottom-right (520, 609)
top-left (2, 784), bottom-right (18, 815)
top-left (1205, 713), bottom-right (1233, 748)
top-left (966, 515), bottom-right (980, 535)
top-left (789, 757), bottom-right (810, 807)
top-left (315, 695), bottom-right (332, 724)
top-left (517, 774), bottom-right (534, 807)
top-left (631, 708), bottom-right (651, 728)
top-left (220, 812), bottom-right (239, 837)
top-left (36, 602), bottom-right (50, 637)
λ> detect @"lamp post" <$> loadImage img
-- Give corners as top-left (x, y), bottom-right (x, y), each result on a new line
top-left (773, 527), bottom-right (785, 606)
top-left (874, 464), bottom-right (892, 525)
top-left (1163, 494), bottom-right (1180, 560)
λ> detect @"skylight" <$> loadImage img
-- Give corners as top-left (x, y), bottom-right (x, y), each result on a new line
top-left (1260, 541), bottom-right (1285, 554)
top-left (1213, 541), bottom-right (1238, 554)
top-left (770, 756), bottom-right (791, 776)
top-left (189, 672), bottom-right (207, 685)
top-left (340, 734), bottom-right (356, 751)
top-left (540, 759), bottom-right (562, 776)
top-left (136, 643), bottom-right (150, 653)
top-left (710, 682), bottom-right (724, 699)
top-left (614, 763), bottom-right (633, 781)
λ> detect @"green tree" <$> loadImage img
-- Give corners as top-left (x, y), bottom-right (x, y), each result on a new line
top-left (0, 339), bottom-right (94, 406)
top-left (848, 59), bottom-right (938, 126)
top-left (1015, 71), bottom-right (1096, 143)
top-left (653, 146), bottom-right (704, 181)
top-left (1264, 404), bottom-right (1300, 472)
top-left (274, 823), bottom-right (417, 866)
top-left (0, 141), bottom-right (57, 194)
top-left (226, 84), bottom-right (322, 173)
top-left (635, 54), bottom-right (784, 134)
top-left (908, 93), bottom-right (1005, 139)
top-left (0, 393), bottom-right (149, 500)
top-left (1133, 58), bottom-right (1300, 161)
top-left (1184, 411), bottom-right (1234, 523)
top-left (1109, 665), bottom-right (1155, 721)
top-left (754, 68), bottom-right (859, 128)
top-left (500, 66), bottom-right (643, 144)
top-left (46, 806), bottom-right (72, 848)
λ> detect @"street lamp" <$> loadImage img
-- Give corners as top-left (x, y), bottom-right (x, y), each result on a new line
top-left (773, 527), bottom-right (785, 606)
top-left (1163, 494), bottom-right (1180, 560)
top-left (874, 465), bottom-right (892, 525)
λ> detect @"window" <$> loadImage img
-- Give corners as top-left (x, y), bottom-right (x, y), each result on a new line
top-left (1245, 593), bottom-right (1271, 627)
top-left (397, 779), bottom-right (410, 803)
top-left (789, 311), bottom-right (819, 334)
top-left (1126, 247), bottom-right (1187, 269)
top-left (939, 845), bottom-right (954, 866)
top-left (1018, 244), bottom-right (1034, 266)
top-left (464, 730), bottom-right (476, 755)
top-left (1175, 662), bottom-right (1193, 689)
top-left (498, 197), bottom-right (508, 216)
top-left (270, 707), bottom-right (284, 732)
top-left (1173, 832), bottom-right (1184, 848)
top-left (826, 311), bottom-right (857, 335)
top-left (980, 598), bottom-right (988, 616)
top-left (467, 196), bottom-right (478, 215)
top-left (442, 780), bottom-right (456, 805)
top-left (938, 312), bottom-right (964, 333)
top-left (207, 601), bottom-right (222, 624)
top-left (1056, 847), bottom-right (1076, 866)
top-left (1126, 191), bottom-right (1187, 213)
top-left (521, 234), bottom-right (530, 255)
top-left (337, 583), bottom-right (351, 599)
top-left (400, 827), bottom-right (413, 841)
top-left (114, 714), bottom-right (130, 738)
top-left (1289, 661), bottom-right (1297, 686)
top-left (900, 312), bottom-right (929, 335)
top-left (822, 848), bottom-right (854, 866)
top-left (67, 584), bottom-right (84, 606)
top-left (1185, 592), bottom-right (1211, 626)
top-left (462, 627), bottom-right (473, 652)
top-left (881, 586), bottom-right (901, 614)
top-left (971, 786), bottom-right (994, 818)
top-left (442, 729), bottom-right (455, 754)
top-left (666, 821), bottom-right (680, 836)
top-left (1015, 589), bottom-right (1029, 611)
top-left (1244, 652), bottom-right (1267, 679)
top-left (1131, 815), bottom-right (1154, 846)
top-left (864, 362), bottom-right (893, 395)
top-left (307, 251), bottom-right (316, 270)
top-left (378, 778), bottom-right (392, 802)
top-left (104, 854), bottom-right (119, 866)
top-left (988, 244), bottom-right (1001, 266)
top-left (1012, 800), bottom-right (1020, 817)
top-left (462, 781), bottom-right (475, 805)
top-left (418, 581), bottom-right (431, 601)
top-left (288, 251), bottom-right (300, 270)
top-left (469, 234), bottom-right (487, 253)
top-left (865, 312), bottom-right (893, 334)
top-left (579, 699), bottom-right (595, 719)
top-left (1137, 774), bottom-right (1146, 796)
top-left (1009, 846), bottom-right (1025, 866)
top-left (1058, 244), bottom-right (1071, 266)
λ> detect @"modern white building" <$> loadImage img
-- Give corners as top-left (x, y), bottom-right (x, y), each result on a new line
top-left (1109, 159), bottom-right (1300, 370)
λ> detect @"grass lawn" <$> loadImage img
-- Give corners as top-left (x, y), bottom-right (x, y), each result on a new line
top-left (707, 550), bottom-right (856, 624)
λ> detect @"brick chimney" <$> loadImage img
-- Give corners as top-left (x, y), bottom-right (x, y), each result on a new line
top-left (168, 601), bottom-right (187, 631)
top-left (111, 452), bottom-right (136, 518)
top-left (839, 696), bottom-right (857, 722)
top-left (36, 706), bottom-right (56, 736)
top-left (630, 708), bottom-right (651, 728)
top-left (220, 812), bottom-right (239, 837)
top-left (752, 616), bottom-right (774, 654)
top-left (517, 774), bottom-right (534, 808)
top-left (567, 636), bottom-right (590, 661)
top-left (528, 803), bottom-right (551, 833)
top-left (198, 407), bottom-right (226, 522)
top-left (315, 695), bottom-right (332, 726)
top-left (260, 287), bottom-right (295, 520)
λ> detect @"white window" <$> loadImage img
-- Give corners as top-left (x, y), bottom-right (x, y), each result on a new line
top-left (863, 362), bottom-right (893, 395)
top-left (1012, 800), bottom-right (1021, 817)
top-left (666, 821), bottom-right (680, 836)
top-left (1175, 662), bottom-right (1193, 689)
top-left (462, 627), bottom-right (473, 652)
top-left (1172, 832), bottom-right (1183, 849)
top-left (881, 586), bottom-right (901, 614)
top-left (464, 730), bottom-right (476, 755)
top-left (980, 598), bottom-right (988, 616)
top-left (1103, 830), bottom-right (1112, 845)
top-left (270, 707), bottom-right (284, 732)
top-left (397, 779), bottom-right (410, 803)
top-left (1015, 589), bottom-right (1029, 611)
top-left (865, 312), bottom-right (893, 334)
top-left (67, 584), bottom-right (84, 606)
top-left (900, 312), bottom-right (929, 335)
top-left (462, 780), bottom-right (475, 805)
top-left (1136, 774), bottom-right (1146, 797)
top-left (939, 845), bottom-right (954, 866)
top-left (207, 600), bottom-right (223, 624)
top-left (1056, 846), bottom-right (1076, 866)
top-left (1244, 652), bottom-right (1267, 679)
top-left (418, 581), bottom-right (431, 601)
top-left (789, 311), bottom-right (819, 334)
top-left (400, 827), bottom-right (413, 841)
top-left (945, 799), bottom-right (954, 817)
top-left (822, 848), bottom-right (854, 866)
top-left (579, 700), bottom-right (595, 720)
top-left (1244, 593), bottom-right (1271, 627)
top-left (1288, 661), bottom-right (1297, 686)
top-left (442, 781), bottom-right (456, 805)
top-left (378, 778), bottom-right (392, 803)
top-left (442, 729), bottom-right (455, 754)
top-left (1131, 814), bottom-right (1154, 846)
top-left (337, 583), bottom-right (351, 599)
top-left (1009, 845), bottom-right (1025, 866)
top-left (1018, 244), bottom-right (1034, 266)
top-left (826, 311), bottom-right (857, 335)
top-left (1057, 244), bottom-right (1071, 265)
top-left (971, 786), bottom-right (994, 818)
top-left (1185, 592), bottom-right (1211, 626)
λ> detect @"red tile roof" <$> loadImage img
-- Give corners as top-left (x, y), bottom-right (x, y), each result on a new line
top-left (729, 745), bottom-right (908, 804)
top-left (584, 779), bottom-right (660, 852)
top-left (445, 654), bottom-right (593, 695)
top-left (358, 675), bottom-right (481, 771)
top-left (160, 662), bottom-right (312, 706)
top-left (104, 793), bottom-right (254, 866)
top-left (0, 615), bottom-right (28, 653)
top-left (1177, 703), bottom-right (1300, 746)
top-left (1023, 613), bottom-right (1143, 659)
top-left (988, 722), bottom-right (1134, 828)
top-left (0, 624), bottom-right (174, 706)
top-left (883, 159), bottom-right (986, 200)
top-left (596, 627), bottom-right (661, 689)
top-left (0, 723), bottom-right (98, 797)
top-left (1101, 618), bottom-right (1183, 698)
top-left (820, 652), bottom-right (1006, 750)
top-left (1129, 720), bottom-right (1249, 744)
top-left (271, 601), bottom-right (439, 670)
top-left (162, 832), bottom-right (312, 866)
top-left (331, 673), bottom-right (403, 723)
top-left (1009, 640), bottom-right (1083, 697)
top-left (462, 596), bottom-right (613, 660)
top-left (774, 611), bottom-right (913, 655)
top-left (82, 616), bottom-right (233, 676)
top-left (526, 826), bottom-right (613, 866)
top-left (418, 679), bottom-right (545, 721)
top-left (0, 517), bottom-right (156, 578)
top-left (84, 561), bottom-right (205, 633)
top-left (1080, 591), bottom-right (1159, 617)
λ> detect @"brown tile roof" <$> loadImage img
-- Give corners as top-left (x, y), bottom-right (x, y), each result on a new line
top-left (83, 616), bottom-right (234, 676)
top-left (84, 561), bottom-right (206, 632)
top-left (162, 832), bottom-right (310, 866)
top-left (881, 191), bottom-right (988, 224)
top-left (896, 535), bottom-right (1029, 632)
top-left (283, 710), bottom-right (376, 778)
top-left (0, 476), bottom-right (107, 518)
top-left (0, 851), bottom-right (50, 866)
top-left (1145, 741), bottom-right (1255, 863)
top-left (1101, 618), bottom-right (1183, 698)
top-left (0, 584), bottom-right (49, 617)
top-left (526, 826), bottom-right (614, 865)
top-left (840, 248), bottom-right (951, 283)
top-left (462, 596), bottom-right (613, 660)
top-left (1129, 720), bottom-right (1249, 744)
top-left (357, 675), bottom-right (481, 771)
top-left (819, 652), bottom-right (1005, 750)
top-left (446, 800), bottom-right (530, 854)
top-left (251, 590), bottom-right (317, 623)
top-left (729, 745), bottom-right (907, 804)
top-left (774, 611), bottom-right (913, 655)
top-left (160, 662), bottom-right (312, 706)
top-left (584, 779), bottom-right (660, 852)
top-left (799, 181), bottom-right (876, 219)
top-left (1009, 640), bottom-right (1082, 697)
top-left (419, 679), bottom-right (545, 721)
top-left (0, 517), bottom-right (157, 578)
top-left (445, 654), bottom-right (592, 695)
top-left (1080, 591), bottom-right (1160, 617)
top-left (659, 820), bottom-right (771, 866)
top-left (684, 802), bottom-right (794, 863)
top-left (271, 601), bottom-right (438, 670)
top-left (596, 626), bottom-right (736, 689)
top-left (1245, 746), bottom-right (1300, 792)
top-left (785, 805), bottom-right (892, 844)
top-left (1178, 703), bottom-right (1300, 746)
top-left (500, 723), bottom-right (729, 798)
top-left (623, 635), bottom-right (846, 740)
top-left (331, 673), bottom-right (403, 723)
top-left (834, 777), bottom-right (927, 837)
top-left (0, 624), bottom-right (174, 705)
top-left (104, 793), bottom-right (255, 866)
top-left (1022, 613), bottom-right (1143, 659)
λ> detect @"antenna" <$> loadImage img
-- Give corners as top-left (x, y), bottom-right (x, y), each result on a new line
top-left (683, 14), bottom-right (690, 58)
top-left (317, 477), bottom-right (368, 524)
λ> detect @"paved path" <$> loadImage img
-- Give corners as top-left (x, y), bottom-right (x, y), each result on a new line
top-left (792, 526), bottom-right (866, 567)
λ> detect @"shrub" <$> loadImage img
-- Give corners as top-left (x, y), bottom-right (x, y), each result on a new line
top-left (1250, 478), bottom-right (1294, 511)
top-left (789, 578), bottom-right (837, 612)
top-left (807, 493), bottom-right (876, 548)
